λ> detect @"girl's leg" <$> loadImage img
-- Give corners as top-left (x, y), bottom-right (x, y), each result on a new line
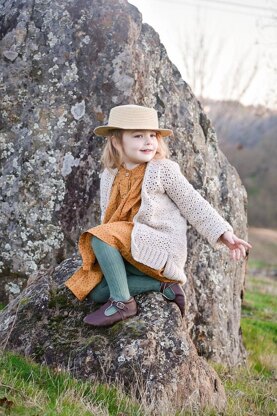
top-left (88, 273), bottom-right (176, 302)
top-left (90, 236), bottom-right (134, 317)
top-left (87, 277), bottom-right (109, 304)
top-left (91, 236), bottom-right (131, 302)
top-left (124, 260), bottom-right (185, 317)
top-left (84, 239), bottom-right (184, 325)
top-left (124, 261), bottom-right (175, 299)
top-left (87, 249), bottom-right (176, 303)
top-left (86, 262), bottom-right (170, 304)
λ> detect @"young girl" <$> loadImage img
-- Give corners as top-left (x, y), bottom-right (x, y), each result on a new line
top-left (65, 104), bottom-right (252, 327)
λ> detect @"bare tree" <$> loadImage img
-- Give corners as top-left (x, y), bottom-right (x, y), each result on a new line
top-left (177, 11), bottom-right (260, 103)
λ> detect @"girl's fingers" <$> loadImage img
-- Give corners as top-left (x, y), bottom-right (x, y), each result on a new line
top-left (238, 244), bottom-right (246, 258)
top-left (230, 247), bottom-right (247, 261)
top-left (227, 234), bottom-right (252, 261)
top-left (243, 241), bottom-right (252, 249)
top-left (236, 238), bottom-right (252, 249)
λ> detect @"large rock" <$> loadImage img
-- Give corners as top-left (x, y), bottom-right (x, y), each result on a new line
top-left (0, 0), bottom-right (248, 365)
top-left (0, 259), bottom-right (227, 412)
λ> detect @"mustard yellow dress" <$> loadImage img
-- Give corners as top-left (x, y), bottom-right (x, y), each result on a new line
top-left (65, 163), bottom-right (172, 301)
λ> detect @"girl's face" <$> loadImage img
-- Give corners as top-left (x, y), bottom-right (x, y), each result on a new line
top-left (116, 130), bottom-right (159, 170)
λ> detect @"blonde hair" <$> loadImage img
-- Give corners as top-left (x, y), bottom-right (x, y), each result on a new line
top-left (101, 129), bottom-right (171, 170)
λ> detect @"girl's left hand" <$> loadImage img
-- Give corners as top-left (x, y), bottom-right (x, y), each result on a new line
top-left (219, 230), bottom-right (253, 261)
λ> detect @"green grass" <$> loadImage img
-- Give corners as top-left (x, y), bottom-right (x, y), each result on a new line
top-left (200, 272), bottom-right (277, 416)
top-left (213, 365), bottom-right (277, 416)
top-left (0, 352), bottom-right (142, 416)
top-left (0, 274), bottom-right (276, 416)
top-left (248, 258), bottom-right (276, 270)
top-left (240, 275), bottom-right (277, 379)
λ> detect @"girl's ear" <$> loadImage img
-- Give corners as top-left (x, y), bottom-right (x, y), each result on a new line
top-left (111, 136), bottom-right (120, 151)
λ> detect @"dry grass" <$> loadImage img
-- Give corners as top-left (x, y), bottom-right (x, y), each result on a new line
top-left (248, 227), bottom-right (277, 268)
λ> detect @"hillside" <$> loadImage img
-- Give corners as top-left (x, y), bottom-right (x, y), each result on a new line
top-left (201, 99), bottom-right (277, 228)
top-left (202, 99), bottom-right (277, 148)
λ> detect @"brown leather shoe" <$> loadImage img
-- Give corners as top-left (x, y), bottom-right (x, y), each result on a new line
top-left (160, 282), bottom-right (185, 317)
top-left (83, 297), bottom-right (137, 327)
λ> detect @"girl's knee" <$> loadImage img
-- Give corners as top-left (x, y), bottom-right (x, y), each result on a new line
top-left (88, 288), bottom-right (109, 304)
top-left (124, 261), bottom-right (146, 276)
top-left (87, 278), bottom-right (109, 303)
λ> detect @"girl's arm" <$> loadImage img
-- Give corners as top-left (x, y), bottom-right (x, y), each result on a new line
top-left (161, 160), bottom-right (232, 248)
top-left (161, 160), bottom-right (252, 256)
top-left (218, 230), bottom-right (252, 261)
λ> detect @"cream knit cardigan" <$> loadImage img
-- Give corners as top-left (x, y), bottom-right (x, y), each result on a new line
top-left (100, 159), bottom-right (233, 284)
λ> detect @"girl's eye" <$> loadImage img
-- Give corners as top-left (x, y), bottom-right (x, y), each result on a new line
top-left (134, 133), bottom-right (157, 139)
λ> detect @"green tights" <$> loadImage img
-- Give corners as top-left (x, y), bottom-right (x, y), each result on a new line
top-left (88, 237), bottom-right (175, 308)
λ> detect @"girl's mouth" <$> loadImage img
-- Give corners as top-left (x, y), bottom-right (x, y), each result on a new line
top-left (141, 149), bottom-right (153, 153)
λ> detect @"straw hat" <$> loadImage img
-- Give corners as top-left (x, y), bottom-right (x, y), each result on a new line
top-left (93, 104), bottom-right (173, 137)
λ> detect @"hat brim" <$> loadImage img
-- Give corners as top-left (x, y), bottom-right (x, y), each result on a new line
top-left (93, 126), bottom-right (173, 138)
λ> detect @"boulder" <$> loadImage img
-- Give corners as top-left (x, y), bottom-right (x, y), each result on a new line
top-left (0, 0), bottom-right (248, 367)
top-left (0, 258), bottom-right (227, 412)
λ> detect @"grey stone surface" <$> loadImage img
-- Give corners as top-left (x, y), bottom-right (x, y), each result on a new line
top-left (0, 259), bottom-right (227, 412)
top-left (0, 0), bottom-right (248, 367)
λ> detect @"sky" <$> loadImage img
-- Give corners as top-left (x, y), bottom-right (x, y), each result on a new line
top-left (129, 0), bottom-right (277, 109)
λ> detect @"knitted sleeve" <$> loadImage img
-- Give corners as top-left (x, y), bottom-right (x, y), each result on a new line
top-left (160, 160), bottom-right (233, 249)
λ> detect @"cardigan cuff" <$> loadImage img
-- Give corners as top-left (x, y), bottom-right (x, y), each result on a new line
top-left (208, 224), bottom-right (234, 251)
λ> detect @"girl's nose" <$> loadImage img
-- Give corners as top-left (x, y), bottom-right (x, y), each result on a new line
top-left (145, 132), bottom-right (154, 142)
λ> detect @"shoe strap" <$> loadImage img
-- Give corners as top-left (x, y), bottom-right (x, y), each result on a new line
top-left (110, 299), bottom-right (127, 310)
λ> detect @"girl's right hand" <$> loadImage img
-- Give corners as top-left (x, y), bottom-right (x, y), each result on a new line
top-left (219, 231), bottom-right (252, 261)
